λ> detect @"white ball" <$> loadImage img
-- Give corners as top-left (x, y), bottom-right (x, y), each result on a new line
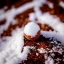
top-left (24, 22), bottom-right (40, 38)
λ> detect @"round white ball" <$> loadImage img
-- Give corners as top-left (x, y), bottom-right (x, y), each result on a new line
top-left (24, 22), bottom-right (40, 37)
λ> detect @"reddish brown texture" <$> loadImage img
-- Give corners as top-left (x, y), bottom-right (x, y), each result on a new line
top-left (22, 35), bottom-right (64, 64)
top-left (24, 31), bottom-right (40, 40)
top-left (39, 43), bottom-right (47, 49)
top-left (40, 4), bottom-right (51, 13)
top-left (0, 0), bottom-right (64, 64)
top-left (38, 23), bottom-right (53, 31)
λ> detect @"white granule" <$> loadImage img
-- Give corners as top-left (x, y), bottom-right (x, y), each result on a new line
top-left (29, 13), bottom-right (36, 22)
top-left (37, 48), bottom-right (47, 53)
top-left (47, 2), bottom-right (54, 8)
top-left (36, 53), bottom-right (39, 56)
top-left (24, 22), bottom-right (40, 37)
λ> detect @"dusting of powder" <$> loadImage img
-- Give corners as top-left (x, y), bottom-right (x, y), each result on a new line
top-left (0, 0), bottom-right (46, 34)
top-left (37, 48), bottom-right (47, 53)
top-left (0, 0), bottom-right (53, 34)
top-left (37, 13), bottom-right (64, 35)
top-left (41, 31), bottom-right (64, 45)
top-left (0, 28), bottom-right (30, 64)
top-left (0, 0), bottom-right (64, 64)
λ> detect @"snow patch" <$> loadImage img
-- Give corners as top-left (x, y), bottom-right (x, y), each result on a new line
top-left (59, 1), bottom-right (64, 8)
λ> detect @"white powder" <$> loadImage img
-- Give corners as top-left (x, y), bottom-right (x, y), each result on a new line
top-left (0, 27), bottom-right (36, 64)
top-left (47, 2), bottom-right (53, 8)
top-left (41, 31), bottom-right (64, 45)
top-left (0, 0), bottom-right (50, 34)
top-left (0, 0), bottom-right (47, 21)
top-left (45, 56), bottom-right (54, 64)
top-left (0, 0), bottom-right (64, 64)
top-left (59, 1), bottom-right (64, 8)
top-left (24, 22), bottom-right (40, 37)
top-left (5, 46), bottom-right (30, 64)
top-left (29, 13), bottom-right (36, 22)
top-left (0, 28), bottom-right (29, 64)
top-left (38, 12), bottom-right (64, 35)
top-left (0, 0), bottom-right (46, 34)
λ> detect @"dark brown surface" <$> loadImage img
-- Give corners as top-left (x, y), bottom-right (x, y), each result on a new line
top-left (0, 0), bottom-right (32, 9)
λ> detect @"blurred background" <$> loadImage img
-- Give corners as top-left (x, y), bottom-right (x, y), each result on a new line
top-left (0, 0), bottom-right (64, 14)
top-left (0, 0), bottom-right (32, 9)
top-left (0, 0), bottom-right (64, 37)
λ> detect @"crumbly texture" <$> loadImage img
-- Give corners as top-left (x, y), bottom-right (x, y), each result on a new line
top-left (21, 35), bottom-right (64, 64)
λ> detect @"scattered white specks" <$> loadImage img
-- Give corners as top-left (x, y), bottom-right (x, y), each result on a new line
top-left (36, 53), bottom-right (39, 56)
top-left (37, 48), bottom-right (47, 53)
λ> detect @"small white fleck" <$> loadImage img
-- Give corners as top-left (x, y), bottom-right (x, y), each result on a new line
top-left (36, 53), bottom-right (39, 56)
